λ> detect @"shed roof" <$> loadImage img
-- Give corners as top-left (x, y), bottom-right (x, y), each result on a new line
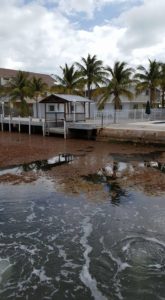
top-left (40, 94), bottom-right (93, 103)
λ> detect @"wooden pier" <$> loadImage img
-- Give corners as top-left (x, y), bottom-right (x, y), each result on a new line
top-left (1, 116), bottom-right (46, 136)
top-left (0, 115), bottom-right (100, 139)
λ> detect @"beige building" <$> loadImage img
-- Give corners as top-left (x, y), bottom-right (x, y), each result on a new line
top-left (0, 67), bottom-right (55, 88)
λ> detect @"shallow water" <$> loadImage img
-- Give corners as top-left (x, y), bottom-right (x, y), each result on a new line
top-left (0, 149), bottom-right (165, 299)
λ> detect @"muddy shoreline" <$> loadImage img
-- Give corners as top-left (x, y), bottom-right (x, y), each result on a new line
top-left (0, 132), bottom-right (165, 196)
top-left (0, 132), bottom-right (165, 167)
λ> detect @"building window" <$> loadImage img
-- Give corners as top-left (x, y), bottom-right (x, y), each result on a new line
top-left (49, 105), bottom-right (55, 112)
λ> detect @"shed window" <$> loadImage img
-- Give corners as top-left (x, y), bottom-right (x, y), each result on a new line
top-left (49, 105), bottom-right (55, 112)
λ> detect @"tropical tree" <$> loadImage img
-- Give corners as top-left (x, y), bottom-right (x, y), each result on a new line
top-left (76, 54), bottom-right (107, 99)
top-left (160, 63), bottom-right (165, 108)
top-left (53, 63), bottom-right (83, 94)
top-left (98, 61), bottom-right (134, 123)
top-left (29, 77), bottom-right (48, 118)
top-left (135, 59), bottom-right (161, 108)
top-left (9, 71), bottom-right (31, 116)
top-left (0, 85), bottom-right (10, 114)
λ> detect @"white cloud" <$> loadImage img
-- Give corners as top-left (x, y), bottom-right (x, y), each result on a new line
top-left (0, 0), bottom-right (164, 75)
top-left (117, 0), bottom-right (165, 54)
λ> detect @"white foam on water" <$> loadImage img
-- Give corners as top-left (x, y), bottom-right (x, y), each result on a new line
top-left (26, 230), bottom-right (40, 237)
top-left (19, 244), bottom-right (37, 255)
top-left (121, 235), bottom-right (165, 251)
top-left (32, 267), bottom-right (51, 282)
top-left (0, 258), bottom-right (11, 283)
top-left (38, 206), bottom-right (45, 211)
top-left (57, 245), bottom-right (67, 262)
top-left (47, 245), bottom-right (54, 251)
top-left (26, 212), bottom-right (36, 222)
top-left (48, 234), bottom-right (59, 242)
top-left (107, 249), bottom-right (131, 273)
top-left (0, 233), bottom-right (5, 238)
top-left (145, 236), bottom-right (165, 248)
top-left (148, 264), bottom-right (162, 269)
top-left (80, 217), bottom-right (107, 300)
top-left (100, 237), bottom-right (131, 300)
top-left (122, 241), bottom-right (131, 253)
top-left (71, 234), bottom-right (78, 243)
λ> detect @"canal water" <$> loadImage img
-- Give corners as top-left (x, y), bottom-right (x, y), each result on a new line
top-left (0, 147), bottom-right (165, 299)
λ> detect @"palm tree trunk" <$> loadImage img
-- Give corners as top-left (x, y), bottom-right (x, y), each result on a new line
top-left (35, 99), bottom-right (38, 118)
top-left (113, 97), bottom-right (118, 123)
top-left (87, 83), bottom-right (91, 99)
top-left (20, 96), bottom-right (26, 117)
top-left (114, 107), bottom-right (117, 124)
top-left (162, 90), bottom-right (165, 108)
top-left (150, 87), bottom-right (156, 108)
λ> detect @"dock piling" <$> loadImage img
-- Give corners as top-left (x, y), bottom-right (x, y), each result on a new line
top-left (9, 115), bottom-right (11, 132)
top-left (1, 115), bottom-right (3, 131)
top-left (42, 120), bottom-right (45, 136)
top-left (29, 116), bottom-right (31, 135)
top-left (18, 116), bottom-right (21, 133)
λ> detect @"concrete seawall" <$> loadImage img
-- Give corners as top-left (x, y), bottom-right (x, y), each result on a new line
top-left (97, 122), bottom-right (165, 145)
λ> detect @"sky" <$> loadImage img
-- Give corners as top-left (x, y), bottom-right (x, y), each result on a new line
top-left (0, 0), bottom-right (165, 75)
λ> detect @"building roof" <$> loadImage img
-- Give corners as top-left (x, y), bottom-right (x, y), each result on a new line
top-left (40, 94), bottom-right (92, 103)
top-left (0, 67), bottom-right (55, 87)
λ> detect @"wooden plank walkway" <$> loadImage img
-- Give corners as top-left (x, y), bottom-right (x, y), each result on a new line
top-left (0, 116), bottom-right (101, 139)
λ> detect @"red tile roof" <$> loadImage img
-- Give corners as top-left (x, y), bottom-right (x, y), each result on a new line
top-left (0, 67), bottom-right (55, 87)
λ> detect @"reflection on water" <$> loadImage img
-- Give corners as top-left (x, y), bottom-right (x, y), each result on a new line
top-left (0, 150), bottom-right (165, 299)
top-left (0, 153), bottom-right (74, 175)
top-left (82, 164), bottom-right (127, 206)
top-left (144, 161), bottom-right (165, 173)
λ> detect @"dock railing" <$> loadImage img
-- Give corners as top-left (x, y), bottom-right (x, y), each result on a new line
top-left (0, 115), bottom-right (46, 136)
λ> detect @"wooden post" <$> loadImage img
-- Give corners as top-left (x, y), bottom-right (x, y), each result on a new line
top-left (9, 115), bottom-right (11, 132)
top-left (83, 102), bottom-right (85, 121)
top-left (45, 103), bottom-right (46, 121)
top-left (64, 103), bottom-right (66, 122)
top-left (64, 118), bottom-right (67, 140)
top-left (1, 114), bottom-right (3, 132)
top-left (42, 119), bottom-right (45, 136)
top-left (74, 102), bottom-right (76, 122)
top-left (88, 102), bottom-right (91, 119)
top-left (29, 116), bottom-right (31, 135)
top-left (101, 112), bottom-right (104, 128)
top-left (19, 116), bottom-right (21, 133)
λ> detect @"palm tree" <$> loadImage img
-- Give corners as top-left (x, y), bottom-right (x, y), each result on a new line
top-left (53, 63), bottom-right (83, 95)
top-left (135, 59), bottom-right (161, 108)
top-left (9, 71), bottom-right (31, 116)
top-left (0, 84), bottom-right (12, 116)
top-left (98, 61), bottom-right (134, 123)
top-left (29, 77), bottom-right (48, 118)
top-left (76, 54), bottom-right (107, 99)
top-left (160, 63), bottom-right (165, 108)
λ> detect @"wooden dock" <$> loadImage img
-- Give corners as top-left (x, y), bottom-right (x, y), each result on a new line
top-left (0, 116), bottom-right (100, 139)
top-left (1, 116), bottom-right (46, 135)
